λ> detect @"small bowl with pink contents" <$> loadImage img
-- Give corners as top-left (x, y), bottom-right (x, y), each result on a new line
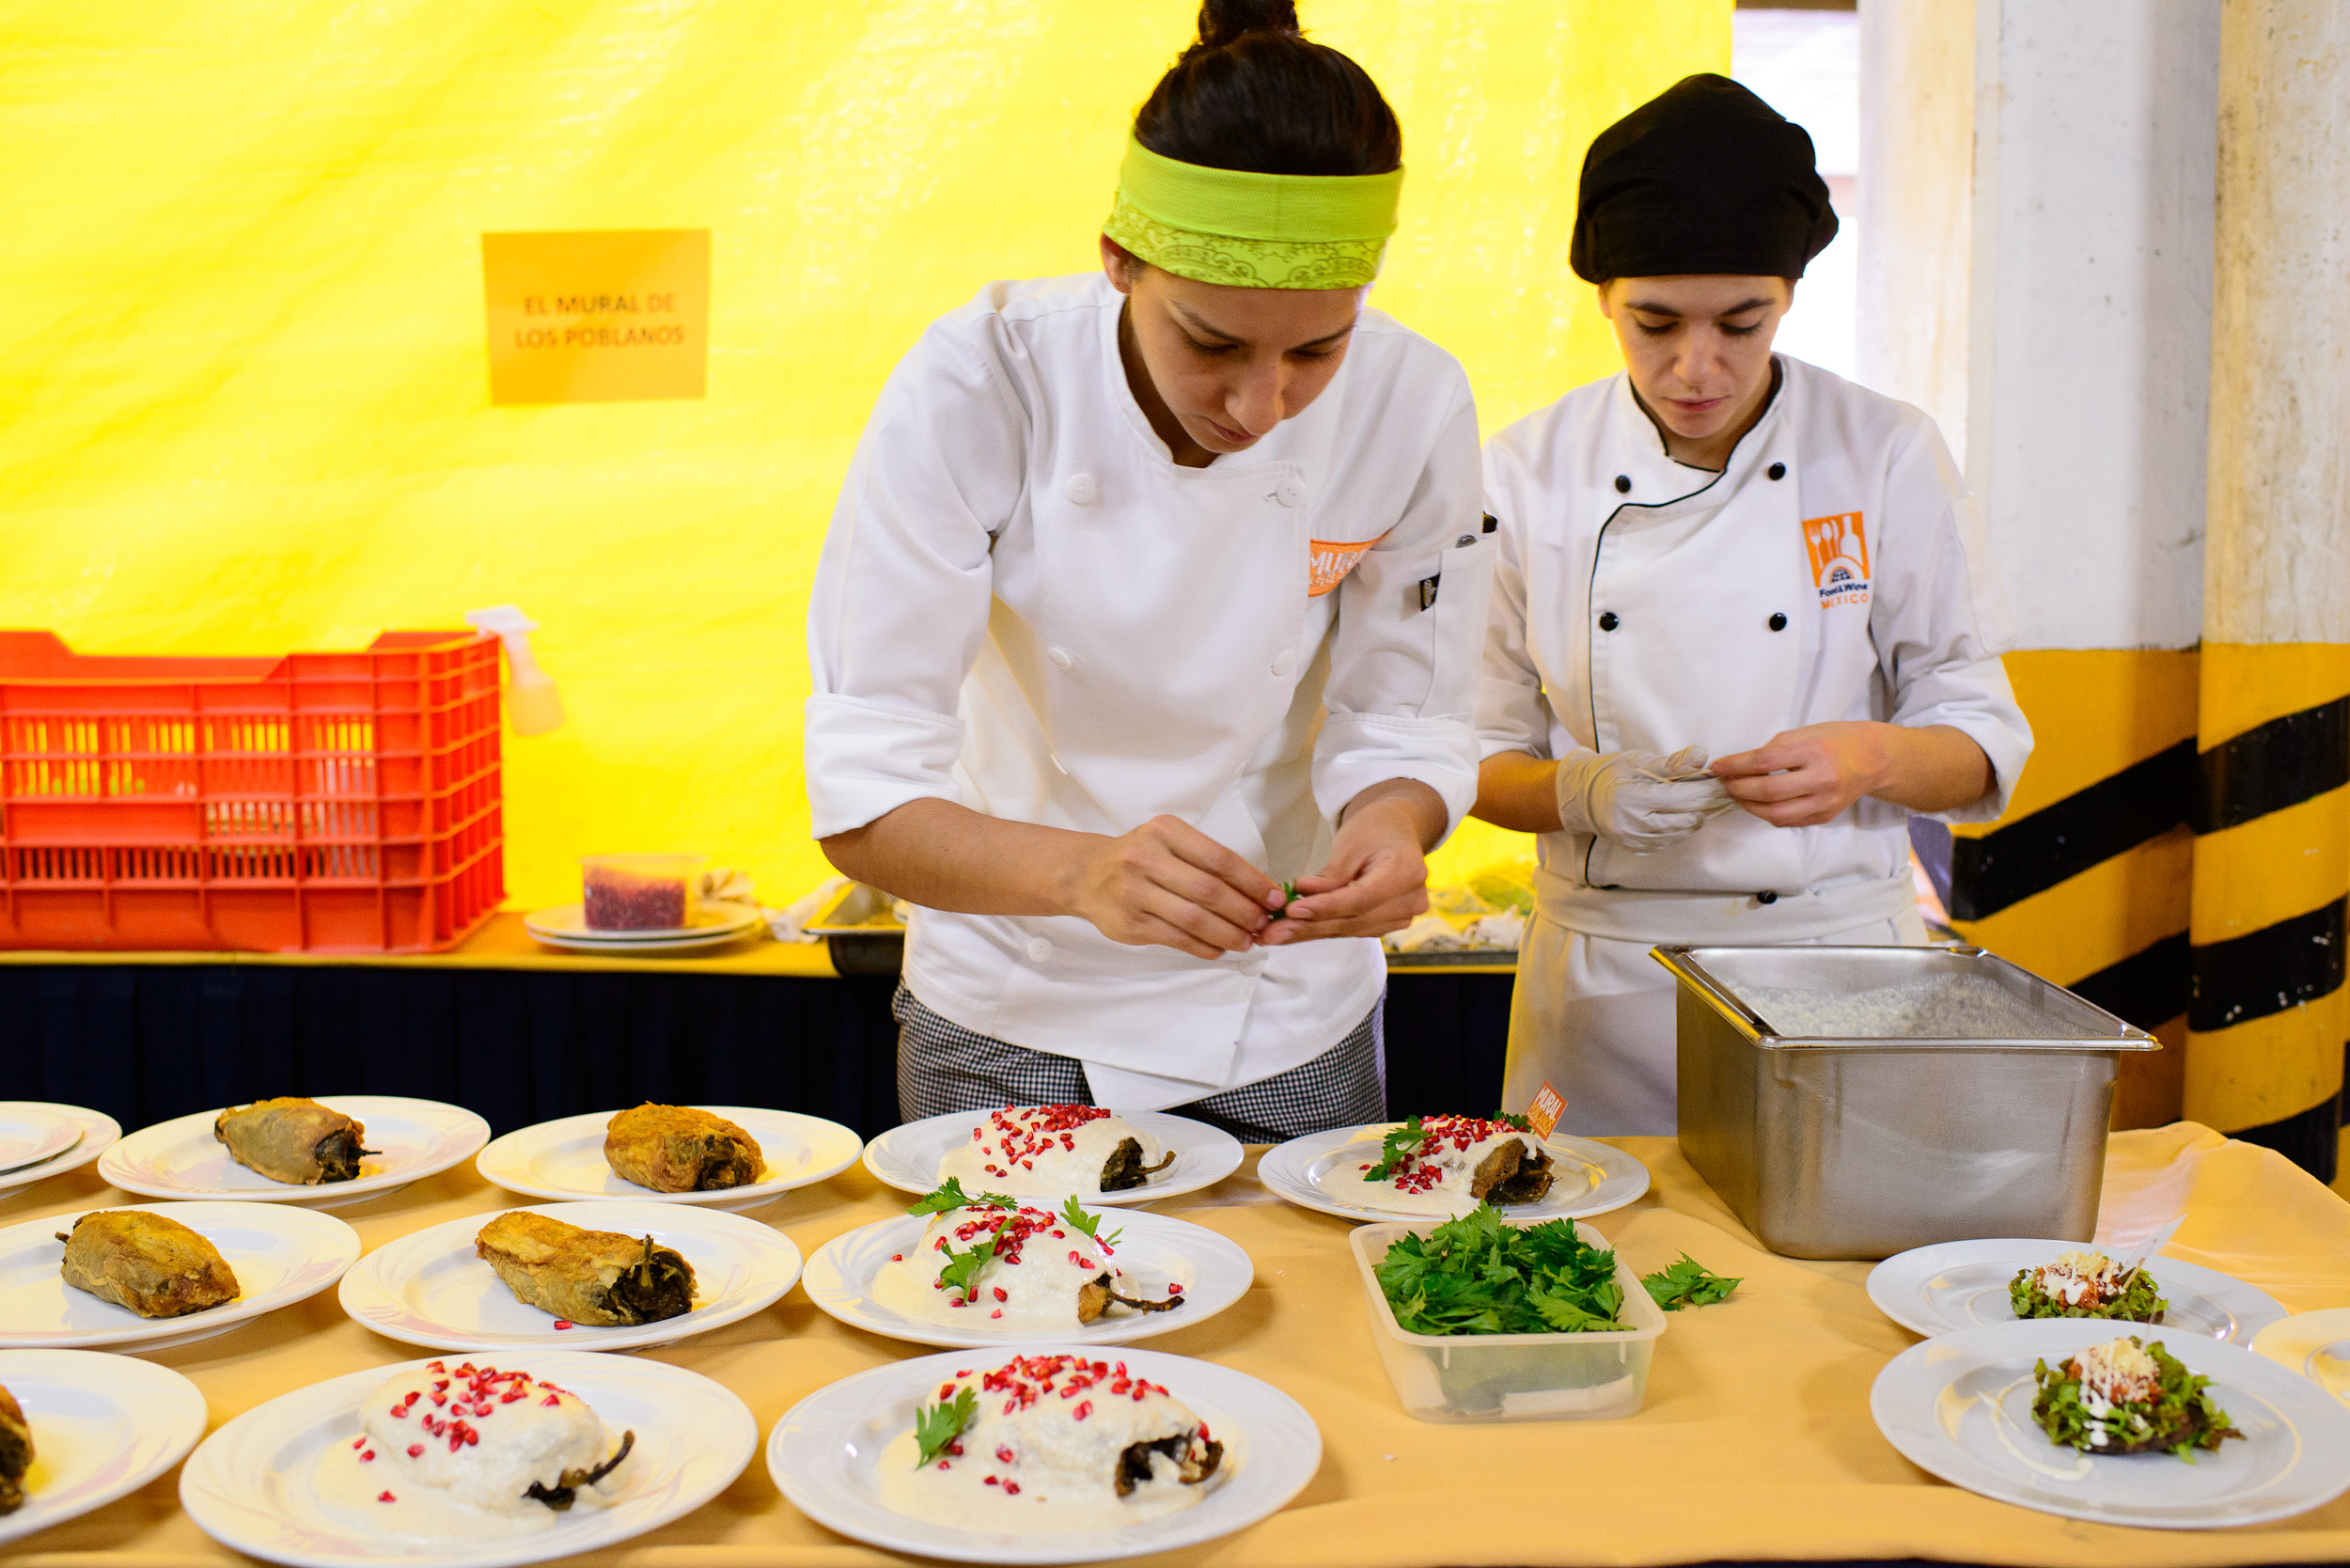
top-left (524, 855), bottom-right (763, 954)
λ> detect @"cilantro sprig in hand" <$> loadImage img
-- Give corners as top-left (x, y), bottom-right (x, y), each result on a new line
top-left (1642, 1254), bottom-right (1741, 1310)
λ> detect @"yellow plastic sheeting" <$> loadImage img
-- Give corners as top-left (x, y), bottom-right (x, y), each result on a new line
top-left (0, 2), bottom-right (1729, 908)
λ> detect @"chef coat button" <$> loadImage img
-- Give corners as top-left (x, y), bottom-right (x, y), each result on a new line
top-left (1757, 890), bottom-right (1779, 905)
top-left (1274, 478), bottom-right (1305, 508)
top-left (1271, 648), bottom-right (1299, 677)
top-left (1768, 612), bottom-right (1788, 632)
top-left (1046, 647), bottom-right (1074, 670)
top-left (1597, 611), bottom-right (1620, 632)
top-left (1025, 936), bottom-right (1054, 962)
top-left (1767, 463), bottom-right (1786, 481)
top-left (1613, 475), bottom-right (1632, 494)
top-left (1455, 533), bottom-right (1477, 548)
top-left (1066, 473), bottom-right (1099, 505)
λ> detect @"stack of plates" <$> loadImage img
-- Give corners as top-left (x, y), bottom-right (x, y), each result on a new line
top-left (525, 900), bottom-right (763, 955)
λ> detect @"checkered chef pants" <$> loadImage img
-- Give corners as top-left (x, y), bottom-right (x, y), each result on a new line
top-left (892, 983), bottom-right (1385, 1144)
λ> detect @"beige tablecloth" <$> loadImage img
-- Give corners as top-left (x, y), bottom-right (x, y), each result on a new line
top-left (5, 1123), bottom-right (2348, 1567)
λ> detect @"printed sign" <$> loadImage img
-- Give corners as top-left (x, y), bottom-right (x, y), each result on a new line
top-left (482, 229), bottom-right (710, 405)
top-left (1801, 510), bottom-right (1871, 608)
top-left (1526, 1082), bottom-right (1567, 1140)
top-left (1308, 539), bottom-right (1373, 598)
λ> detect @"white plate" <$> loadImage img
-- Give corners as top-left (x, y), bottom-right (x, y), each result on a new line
top-left (99, 1096), bottom-right (490, 1208)
top-left (180, 1349), bottom-right (757, 1568)
top-left (802, 1207), bottom-right (1253, 1349)
top-left (2250, 1309), bottom-right (2350, 1410)
top-left (1256, 1123), bottom-right (1651, 1224)
top-left (1871, 1317), bottom-right (2350, 1529)
top-left (0, 1103), bottom-right (119, 1202)
top-left (0, 1201), bottom-right (363, 1353)
top-left (0, 1106), bottom-right (77, 1173)
top-left (477, 1106), bottom-right (862, 1212)
top-left (0, 1348), bottom-right (209, 1546)
top-left (863, 1110), bottom-right (1245, 1207)
top-left (524, 900), bottom-right (761, 944)
top-left (1867, 1238), bottom-right (2289, 1342)
top-left (768, 1344), bottom-right (1320, 1563)
top-left (337, 1200), bottom-right (805, 1353)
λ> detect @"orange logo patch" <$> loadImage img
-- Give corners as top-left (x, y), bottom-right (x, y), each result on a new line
top-left (1801, 511), bottom-right (1871, 608)
top-left (1308, 539), bottom-right (1373, 598)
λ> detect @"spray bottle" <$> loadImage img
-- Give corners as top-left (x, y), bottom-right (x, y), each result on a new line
top-left (464, 604), bottom-right (565, 737)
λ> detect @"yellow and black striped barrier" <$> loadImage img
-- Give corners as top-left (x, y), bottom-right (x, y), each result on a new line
top-left (1922, 648), bottom-right (2346, 1182)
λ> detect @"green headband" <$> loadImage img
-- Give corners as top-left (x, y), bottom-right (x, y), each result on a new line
top-left (1102, 136), bottom-right (1402, 290)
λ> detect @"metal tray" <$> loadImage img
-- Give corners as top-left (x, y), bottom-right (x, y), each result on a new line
top-left (806, 881), bottom-right (904, 977)
top-left (1653, 944), bottom-right (2159, 1261)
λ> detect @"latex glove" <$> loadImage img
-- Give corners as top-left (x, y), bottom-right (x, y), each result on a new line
top-left (1554, 746), bottom-right (1736, 852)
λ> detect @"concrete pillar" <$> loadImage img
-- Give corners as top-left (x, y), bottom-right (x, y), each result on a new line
top-left (2186, 0), bottom-right (2350, 1176)
top-left (1867, 0), bottom-right (2219, 1136)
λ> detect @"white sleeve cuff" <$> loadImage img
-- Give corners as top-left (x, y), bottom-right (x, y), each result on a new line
top-left (802, 693), bottom-right (967, 839)
top-left (1312, 711), bottom-right (1480, 843)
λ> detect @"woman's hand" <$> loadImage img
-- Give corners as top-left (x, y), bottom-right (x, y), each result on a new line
top-left (1712, 721), bottom-right (1994, 825)
top-left (1060, 814), bottom-right (1285, 961)
top-left (1261, 781), bottom-right (1448, 944)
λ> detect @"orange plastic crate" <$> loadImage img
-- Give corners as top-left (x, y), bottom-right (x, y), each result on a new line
top-left (0, 629), bottom-right (504, 952)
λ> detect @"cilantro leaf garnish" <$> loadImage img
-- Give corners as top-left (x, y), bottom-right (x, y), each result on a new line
top-left (1373, 1203), bottom-right (1628, 1335)
top-left (907, 1177), bottom-right (1016, 1216)
top-left (1641, 1254), bottom-right (1741, 1310)
top-left (914, 1386), bottom-right (977, 1466)
top-left (1059, 1195), bottom-right (1122, 1250)
top-left (935, 1231), bottom-right (1001, 1301)
top-left (1364, 1116), bottom-right (1428, 1182)
top-left (1494, 1111), bottom-right (1532, 1132)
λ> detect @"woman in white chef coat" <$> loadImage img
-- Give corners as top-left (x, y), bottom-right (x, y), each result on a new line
top-left (802, 1), bottom-right (1492, 1139)
top-left (1473, 75), bottom-right (2034, 1136)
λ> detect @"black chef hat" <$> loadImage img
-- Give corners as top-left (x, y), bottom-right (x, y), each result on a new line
top-left (1571, 73), bottom-right (1838, 284)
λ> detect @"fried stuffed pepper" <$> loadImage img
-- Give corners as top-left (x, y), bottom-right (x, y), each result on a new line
top-left (603, 1104), bottom-right (763, 1192)
top-left (56, 1209), bottom-right (241, 1319)
top-left (474, 1211), bottom-right (695, 1326)
top-left (213, 1096), bottom-right (372, 1184)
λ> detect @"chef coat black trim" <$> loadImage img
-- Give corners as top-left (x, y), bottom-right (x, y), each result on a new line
top-left (1579, 366), bottom-right (1785, 888)
top-left (1944, 740), bottom-right (2195, 921)
top-left (2065, 931), bottom-right (2190, 1031)
top-left (2228, 1080), bottom-right (2345, 1184)
top-left (2188, 895), bottom-right (2347, 1032)
top-left (2195, 697), bottom-right (2350, 833)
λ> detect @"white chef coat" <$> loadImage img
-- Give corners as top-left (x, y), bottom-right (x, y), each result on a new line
top-left (1479, 354), bottom-right (2032, 1132)
top-left (806, 274), bottom-right (1490, 1109)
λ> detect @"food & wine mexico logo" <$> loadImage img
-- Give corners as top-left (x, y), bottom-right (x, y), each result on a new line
top-left (1801, 511), bottom-right (1871, 608)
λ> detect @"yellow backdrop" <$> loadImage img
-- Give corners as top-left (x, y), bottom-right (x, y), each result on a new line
top-left (0, 1), bottom-right (1729, 910)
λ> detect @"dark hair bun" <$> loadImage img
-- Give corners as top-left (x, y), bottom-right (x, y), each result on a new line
top-left (1193, 0), bottom-right (1300, 52)
top-left (1138, 1), bottom-right (1399, 178)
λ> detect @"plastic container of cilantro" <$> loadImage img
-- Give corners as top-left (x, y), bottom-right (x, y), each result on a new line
top-left (1349, 1218), bottom-right (1667, 1422)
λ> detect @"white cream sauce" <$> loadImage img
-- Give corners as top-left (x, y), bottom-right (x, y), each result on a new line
top-left (1976, 1375), bottom-right (2092, 1482)
top-left (870, 1206), bottom-right (1140, 1330)
top-left (312, 1365), bottom-right (625, 1540)
top-left (1313, 1121), bottom-right (1552, 1215)
top-left (875, 1356), bottom-right (1220, 1534)
top-left (936, 1108), bottom-right (1163, 1198)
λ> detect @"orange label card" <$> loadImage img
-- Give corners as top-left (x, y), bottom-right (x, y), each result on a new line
top-left (482, 229), bottom-right (710, 405)
top-left (1526, 1082), bottom-right (1566, 1140)
top-left (1801, 511), bottom-right (1871, 608)
top-left (1308, 539), bottom-right (1373, 597)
